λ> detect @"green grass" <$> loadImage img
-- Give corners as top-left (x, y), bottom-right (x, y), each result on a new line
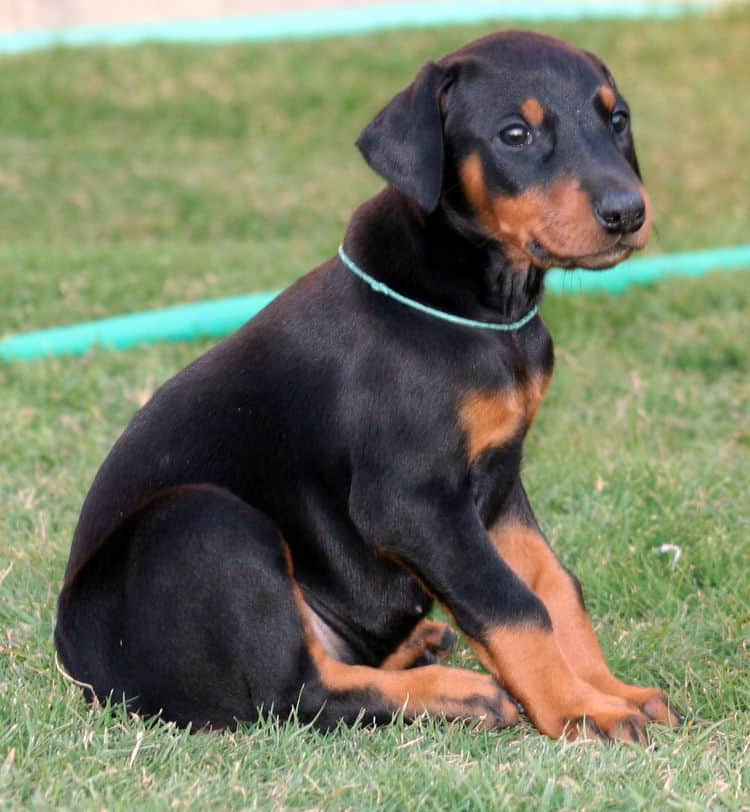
top-left (1, 8), bottom-right (749, 810)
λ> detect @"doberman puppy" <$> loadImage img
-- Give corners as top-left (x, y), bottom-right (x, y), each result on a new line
top-left (56, 30), bottom-right (682, 742)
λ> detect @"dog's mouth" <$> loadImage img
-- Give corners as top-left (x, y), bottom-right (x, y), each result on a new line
top-left (526, 237), bottom-right (640, 271)
top-left (519, 186), bottom-right (652, 272)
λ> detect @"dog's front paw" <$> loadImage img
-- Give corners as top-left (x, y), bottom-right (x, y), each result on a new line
top-left (607, 683), bottom-right (683, 728)
top-left (531, 685), bottom-right (651, 744)
top-left (639, 689), bottom-right (683, 728)
top-left (477, 682), bottom-right (521, 730)
top-left (567, 707), bottom-right (650, 744)
top-left (443, 671), bottom-right (520, 730)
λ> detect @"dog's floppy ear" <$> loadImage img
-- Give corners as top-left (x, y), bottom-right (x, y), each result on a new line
top-left (356, 61), bottom-right (450, 214)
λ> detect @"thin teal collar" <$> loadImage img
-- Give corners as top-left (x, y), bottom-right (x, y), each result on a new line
top-left (338, 245), bottom-right (539, 332)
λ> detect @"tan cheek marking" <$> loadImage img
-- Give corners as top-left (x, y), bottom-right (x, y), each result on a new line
top-left (491, 191), bottom-right (545, 254)
top-left (461, 161), bottom-right (612, 265)
top-left (490, 178), bottom-right (603, 263)
top-left (459, 153), bottom-right (495, 233)
top-left (599, 85), bottom-right (616, 112)
top-left (459, 389), bottom-right (526, 462)
top-left (461, 154), bottom-right (585, 263)
top-left (460, 154), bottom-right (541, 262)
top-left (542, 177), bottom-right (600, 253)
top-left (521, 97), bottom-right (544, 128)
top-left (516, 176), bottom-right (619, 265)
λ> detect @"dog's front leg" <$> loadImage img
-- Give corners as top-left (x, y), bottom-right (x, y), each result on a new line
top-left (351, 485), bottom-right (651, 742)
top-left (487, 483), bottom-right (682, 728)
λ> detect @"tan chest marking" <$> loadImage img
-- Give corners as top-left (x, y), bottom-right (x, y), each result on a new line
top-left (459, 389), bottom-right (525, 461)
top-left (459, 375), bottom-right (551, 462)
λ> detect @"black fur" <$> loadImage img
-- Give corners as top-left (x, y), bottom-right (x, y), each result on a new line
top-left (56, 30), bottom-right (649, 730)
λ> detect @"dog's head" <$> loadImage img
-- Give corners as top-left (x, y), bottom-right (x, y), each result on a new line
top-left (357, 30), bottom-right (651, 270)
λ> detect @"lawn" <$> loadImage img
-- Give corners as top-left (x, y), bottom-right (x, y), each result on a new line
top-left (1, 6), bottom-right (749, 810)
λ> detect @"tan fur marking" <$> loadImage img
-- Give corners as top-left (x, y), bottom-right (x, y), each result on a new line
top-left (521, 97), bottom-right (544, 127)
top-left (599, 84), bottom-right (617, 112)
top-left (459, 376), bottom-right (551, 462)
top-left (459, 153), bottom-right (497, 236)
top-left (380, 619), bottom-right (451, 670)
top-left (460, 153), bottom-right (652, 269)
top-left (489, 521), bottom-right (621, 682)
top-left (492, 177), bottom-right (600, 264)
top-left (475, 625), bottom-right (644, 740)
top-left (487, 522), bottom-right (678, 727)
top-left (460, 153), bottom-right (532, 264)
top-left (285, 545), bottom-right (517, 726)
top-left (459, 389), bottom-right (525, 461)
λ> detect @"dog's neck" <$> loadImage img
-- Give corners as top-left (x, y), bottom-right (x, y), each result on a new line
top-left (343, 187), bottom-right (545, 325)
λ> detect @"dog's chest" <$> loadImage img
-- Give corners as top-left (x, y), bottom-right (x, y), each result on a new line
top-left (457, 326), bottom-right (554, 463)
top-left (455, 327), bottom-right (553, 525)
top-left (457, 373), bottom-right (550, 463)
top-left (461, 374), bottom-right (550, 526)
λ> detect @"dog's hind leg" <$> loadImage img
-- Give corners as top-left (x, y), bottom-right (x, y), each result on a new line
top-left (56, 484), bottom-right (516, 731)
top-left (296, 618), bottom-right (517, 731)
top-left (56, 484), bottom-right (325, 729)
top-left (379, 619), bottom-right (457, 670)
top-left (280, 563), bottom-right (516, 729)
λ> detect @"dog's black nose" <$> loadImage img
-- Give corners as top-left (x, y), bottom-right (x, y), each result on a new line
top-left (594, 188), bottom-right (646, 234)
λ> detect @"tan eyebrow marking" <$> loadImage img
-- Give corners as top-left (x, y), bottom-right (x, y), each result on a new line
top-left (598, 85), bottom-right (616, 112)
top-left (521, 97), bottom-right (544, 127)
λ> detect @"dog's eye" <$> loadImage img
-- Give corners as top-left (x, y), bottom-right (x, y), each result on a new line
top-left (611, 110), bottom-right (629, 134)
top-left (499, 124), bottom-right (533, 148)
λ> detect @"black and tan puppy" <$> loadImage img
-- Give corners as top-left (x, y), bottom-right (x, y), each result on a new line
top-left (56, 30), bottom-right (681, 742)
